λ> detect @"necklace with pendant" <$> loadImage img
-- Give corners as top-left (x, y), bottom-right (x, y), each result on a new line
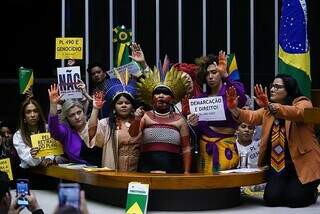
top-left (125, 122), bottom-right (131, 128)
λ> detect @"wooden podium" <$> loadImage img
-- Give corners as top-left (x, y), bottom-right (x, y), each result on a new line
top-left (32, 166), bottom-right (266, 211)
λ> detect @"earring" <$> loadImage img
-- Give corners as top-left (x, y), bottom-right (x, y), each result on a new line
top-left (23, 119), bottom-right (27, 123)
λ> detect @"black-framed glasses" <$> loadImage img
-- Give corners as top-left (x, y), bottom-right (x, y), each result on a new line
top-left (269, 84), bottom-right (285, 90)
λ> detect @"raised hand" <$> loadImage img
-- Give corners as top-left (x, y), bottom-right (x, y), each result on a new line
top-left (130, 43), bottom-right (146, 64)
top-left (216, 50), bottom-right (227, 77)
top-left (254, 84), bottom-right (269, 108)
top-left (226, 86), bottom-right (239, 109)
top-left (76, 79), bottom-right (86, 93)
top-left (67, 59), bottom-right (76, 66)
top-left (134, 106), bottom-right (145, 119)
top-left (92, 91), bottom-right (105, 109)
top-left (25, 87), bottom-right (34, 99)
top-left (48, 84), bottom-right (61, 104)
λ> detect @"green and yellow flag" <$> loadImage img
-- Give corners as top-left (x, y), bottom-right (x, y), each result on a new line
top-left (18, 67), bottom-right (34, 94)
top-left (278, 0), bottom-right (311, 97)
top-left (113, 25), bottom-right (132, 67)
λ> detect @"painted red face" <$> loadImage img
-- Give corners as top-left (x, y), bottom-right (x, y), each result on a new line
top-left (152, 93), bottom-right (173, 110)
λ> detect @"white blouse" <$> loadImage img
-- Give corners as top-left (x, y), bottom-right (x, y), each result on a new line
top-left (13, 130), bottom-right (54, 169)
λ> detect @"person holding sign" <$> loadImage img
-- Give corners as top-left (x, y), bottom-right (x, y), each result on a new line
top-left (226, 74), bottom-right (320, 208)
top-left (129, 66), bottom-right (192, 174)
top-left (84, 72), bottom-right (141, 171)
top-left (86, 62), bottom-right (110, 118)
top-left (188, 51), bottom-right (247, 173)
top-left (13, 98), bottom-right (55, 169)
top-left (48, 84), bottom-right (102, 167)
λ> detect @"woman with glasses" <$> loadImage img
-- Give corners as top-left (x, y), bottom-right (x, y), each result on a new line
top-left (226, 74), bottom-right (320, 208)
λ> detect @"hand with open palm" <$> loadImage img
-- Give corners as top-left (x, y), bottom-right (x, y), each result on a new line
top-left (216, 50), bottom-right (228, 78)
top-left (48, 83), bottom-right (61, 104)
top-left (254, 84), bottom-right (269, 108)
top-left (226, 86), bottom-right (239, 110)
top-left (92, 91), bottom-right (105, 110)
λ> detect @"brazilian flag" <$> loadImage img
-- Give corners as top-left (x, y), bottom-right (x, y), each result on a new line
top-left (278, 0), bottom-right (311, 97)
top-left (113, 25), bottom-right (132, 67)
top-left (227, 53), bottom-right (240, 81)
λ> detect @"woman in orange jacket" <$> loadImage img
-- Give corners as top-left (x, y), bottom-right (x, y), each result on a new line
top-left (226, 74), bottom-right (320, 208)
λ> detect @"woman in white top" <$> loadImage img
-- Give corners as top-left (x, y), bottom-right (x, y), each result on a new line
top-left (13, 98), bottom-right (54, 168)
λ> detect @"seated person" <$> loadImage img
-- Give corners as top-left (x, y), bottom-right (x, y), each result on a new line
top-left (236, 122), bottom-right (260, 168)
top-left (129, 66), bottom-right (192, 174)
top-left (13, 98), bottom-right (55, 169)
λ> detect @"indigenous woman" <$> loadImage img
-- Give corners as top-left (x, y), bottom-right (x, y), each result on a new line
top-left (48, 84), bottom-right (102, 166)
top-left (226, 74), bottom-right (320, 207)
top-left (129, 67), bottom-right (192, 174)
top-left (85, 73), bottom-right (140, 171)
top-left (188, 51), bottom-right (247, 173)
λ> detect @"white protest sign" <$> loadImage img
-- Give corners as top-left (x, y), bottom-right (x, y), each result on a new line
top-left (57, 66), bottom-right (82, 99)
top-left (107, 61), bottom-right (142, 78)
top-left (189, 96), bottom-right (226, 121)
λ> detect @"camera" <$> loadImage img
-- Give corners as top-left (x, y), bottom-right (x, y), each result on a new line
top-left (16, 179), bottom-right (30, 207)
top-left (58, 183), bottom-right (80, 209)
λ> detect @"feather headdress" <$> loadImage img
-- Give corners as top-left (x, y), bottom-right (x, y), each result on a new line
top-left (104, 69), bottom-right (137, 105)
top-left (136, 66), bottom-right (190, 106)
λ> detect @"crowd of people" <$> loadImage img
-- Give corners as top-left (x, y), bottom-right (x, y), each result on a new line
top-left (0, 43), bottom-right (319, 213)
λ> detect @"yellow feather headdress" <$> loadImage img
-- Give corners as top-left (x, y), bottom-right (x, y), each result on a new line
top-left (136, 66), bottom-right (190, 106)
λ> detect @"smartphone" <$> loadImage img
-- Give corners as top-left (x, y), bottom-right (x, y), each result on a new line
top-left (16, 179), bottom-right (30, 207)
top-left (58, 183), bottom-right (80, 209)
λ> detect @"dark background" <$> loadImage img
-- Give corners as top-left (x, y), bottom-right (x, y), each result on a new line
top-left (4, 0), bottom-right (320, 130)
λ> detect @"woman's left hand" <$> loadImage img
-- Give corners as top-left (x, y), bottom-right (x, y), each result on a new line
top-left (254, 84), bottom-right (269, 108)
top-left (48, 84), bottom-right (62, 104)
top-left (216, 50), bottom-right (228, 78)
top-left (92, 91), bottom-right (105, 109)
top-left (226, 86), bottom-right (239, 109)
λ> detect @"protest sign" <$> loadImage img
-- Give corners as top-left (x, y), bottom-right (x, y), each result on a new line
top-left (0, 158), bottom-right (13, 180)
top-left (107, 61), bottom-right (142, 78)
top-left (57, 66), bottom-right (82, 99)
top-left (189, 96), bottom-right (226, 121)
top-left (55, 37), bottom-right (83, 59)
top-left (31, 133), bottom-right (64, 157)
top-left (125, 182), bottom-right (149, 214)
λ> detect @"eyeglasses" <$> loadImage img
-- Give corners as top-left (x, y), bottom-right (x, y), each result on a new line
top-left (269, 84), bottom-right (285, 90)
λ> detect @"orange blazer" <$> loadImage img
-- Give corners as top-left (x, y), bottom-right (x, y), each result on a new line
top-left (238, 96), bottom-right (320, 184)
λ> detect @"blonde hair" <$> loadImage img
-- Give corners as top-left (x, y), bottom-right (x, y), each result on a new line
top-left (60, 99), bottom-right (85, 123)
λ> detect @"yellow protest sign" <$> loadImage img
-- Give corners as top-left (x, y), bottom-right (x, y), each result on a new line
top-left (55, 37), bottom-right (83, 59)
top-left (31, 133), bottom-right (64, 157)
top-left (0, 158), bottom-right (13, 180)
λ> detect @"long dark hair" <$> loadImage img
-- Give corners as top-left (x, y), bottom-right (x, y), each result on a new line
top-left (274, 74), bottom-right (302, 104)
top-left (107, 93), bottom-right (136, 140)
top-left (18, 98), bottom-right (46, 146)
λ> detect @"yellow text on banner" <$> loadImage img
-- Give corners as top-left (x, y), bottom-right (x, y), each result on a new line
top-left (55, 38), bottom-right (83, 60)
top-left (0, 158), bottom-right (13, 180)
top-left (31, 133), bottom-right (64, 158)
